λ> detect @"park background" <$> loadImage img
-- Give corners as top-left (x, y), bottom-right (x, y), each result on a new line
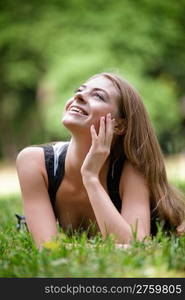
top-left (0, 0), bottom-right (185, 277)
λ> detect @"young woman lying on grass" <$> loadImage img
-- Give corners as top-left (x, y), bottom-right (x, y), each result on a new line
top-left (16, 72), bottom-right (185, 249)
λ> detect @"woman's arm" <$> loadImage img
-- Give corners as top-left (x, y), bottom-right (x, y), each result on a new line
top-left (81, 113), bottom-right (150, 243)
top-left (83, 177), bottom-right (133, 243)
top-left (83, 165), bottom-right (150, 244)
top-left (120, 161), bottom-right (150, 240)
top-left (16, 147), bottom-right (58, 249)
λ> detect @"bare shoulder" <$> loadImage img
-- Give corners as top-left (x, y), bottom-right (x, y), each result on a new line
top-left (119, 160), bottom-right (149, 197)
top-left (121, 160), bottom-right (147, 181)
top-left (16, 146), bottom-right (44, 166)
top-left (16, 146), bottom-right (47, 184)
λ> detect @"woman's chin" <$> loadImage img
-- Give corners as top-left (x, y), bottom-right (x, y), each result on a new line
top-left (62, 116), bottom-right (90, 132)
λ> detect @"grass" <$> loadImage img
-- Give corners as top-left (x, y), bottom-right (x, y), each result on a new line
top-left (0, 182), bottom-right (185, 278)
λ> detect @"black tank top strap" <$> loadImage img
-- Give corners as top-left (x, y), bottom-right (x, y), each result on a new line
top-left (54, 143), bottom-right (69, 199)
top-left (41, 145), bottom-right (56, 207)
top-left (107, 154), bottom-right (125, 212)
top-left (41, 143), bottom-right (69, 209)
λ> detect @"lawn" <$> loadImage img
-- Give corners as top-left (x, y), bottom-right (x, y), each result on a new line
top-left (0, 182), bottom-right (185, 278)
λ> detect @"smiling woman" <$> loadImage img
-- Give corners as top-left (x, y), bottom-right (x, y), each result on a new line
top-left (16, 72), bottom-right (185, 249)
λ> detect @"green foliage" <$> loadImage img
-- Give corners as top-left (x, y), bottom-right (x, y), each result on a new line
top-left (0, 0), bottom-right (185, 158)
top-left (0, 187), bottom-right (185, 277)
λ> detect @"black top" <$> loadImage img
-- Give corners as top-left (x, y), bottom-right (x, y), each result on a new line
top-left (42, 143), bottom-right (158, 235)
top-left (42, 143), bottom-right (125, 210)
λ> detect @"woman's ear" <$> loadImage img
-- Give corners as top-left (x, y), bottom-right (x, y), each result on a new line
top-left (114, 118), bottom-right (126, 135)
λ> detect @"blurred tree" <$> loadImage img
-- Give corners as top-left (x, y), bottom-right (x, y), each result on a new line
top-left (0, 0), bottom-right (185, 159)
top-left (0, 0), bottom-right (64, 158)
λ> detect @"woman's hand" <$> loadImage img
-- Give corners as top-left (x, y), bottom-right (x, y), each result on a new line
top-left (81, 113), bottom-right (115, 182)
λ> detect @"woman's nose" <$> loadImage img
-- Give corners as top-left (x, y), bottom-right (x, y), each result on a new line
top-left (74, 91), bottom-right (87, 102)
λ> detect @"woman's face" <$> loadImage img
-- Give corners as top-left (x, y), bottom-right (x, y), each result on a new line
top-left (62, 75), bottom-right (120, 133)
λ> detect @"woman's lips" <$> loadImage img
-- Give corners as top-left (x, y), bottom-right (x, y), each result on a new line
top-left (67, 110), bottom-right (88, 117)
top-left (67, 105), bottom-right (89, 117)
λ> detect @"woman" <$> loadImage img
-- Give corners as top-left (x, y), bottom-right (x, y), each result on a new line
top-left (16, 72), bottom-right (185, 248)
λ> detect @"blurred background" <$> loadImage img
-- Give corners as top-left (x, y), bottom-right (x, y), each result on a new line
top-left (0, 0), bottom-right (185, 196)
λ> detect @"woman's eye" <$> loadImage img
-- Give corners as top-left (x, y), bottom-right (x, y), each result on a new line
top-left (94, 93), bottom-right (104, 101)
top-left (74, 89), bottom-right (105, 101)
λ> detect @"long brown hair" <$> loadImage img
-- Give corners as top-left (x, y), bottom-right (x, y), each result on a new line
top-left (92, 72), bottom-right (185, 235)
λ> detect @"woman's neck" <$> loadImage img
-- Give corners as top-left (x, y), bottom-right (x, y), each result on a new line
top-left (65, 135), bottom-right (109, 187)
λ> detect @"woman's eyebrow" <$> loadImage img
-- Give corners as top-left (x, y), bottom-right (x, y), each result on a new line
top-left (79, 85), bottom-right (110, 99)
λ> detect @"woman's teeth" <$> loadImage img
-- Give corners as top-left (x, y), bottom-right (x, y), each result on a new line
top-left (69, 107), bottom-right (87, 115)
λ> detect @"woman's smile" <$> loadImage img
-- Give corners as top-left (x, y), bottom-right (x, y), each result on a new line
top-left (67, 104), bottom-right (89, 117)
top-left (68, 110), bottom-right (87, 116)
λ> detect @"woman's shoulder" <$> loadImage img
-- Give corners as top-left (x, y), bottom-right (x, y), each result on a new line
top-left (16, 143), bottom-right (54, 167)
top-left (16, 142), bottom-right (66, 185)
top-left (16, 141), bottom-right (69, 170)
top-left (121, 159), bottom-right (146, 178)
top-left (17, 141), bottom-right (68, 158)
top-left (16, 146), bottom-right (46, 176)
top-left (119, 159), bottom-right (148, 196)
top-left (17, 145), bottom-right (44, 162)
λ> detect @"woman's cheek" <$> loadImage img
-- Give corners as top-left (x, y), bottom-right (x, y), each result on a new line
top-left (91, 115), bottom-right (103, 132)
top-left (64, 99), bottom-right (73, 112)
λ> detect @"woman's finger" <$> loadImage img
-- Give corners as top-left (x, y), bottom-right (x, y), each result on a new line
top-left (98, 116), bottom-right (106, 144)
top-left (90, 124), bottom-right (98, 144)
top-left (105, 113), bottom-right (114, 147)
